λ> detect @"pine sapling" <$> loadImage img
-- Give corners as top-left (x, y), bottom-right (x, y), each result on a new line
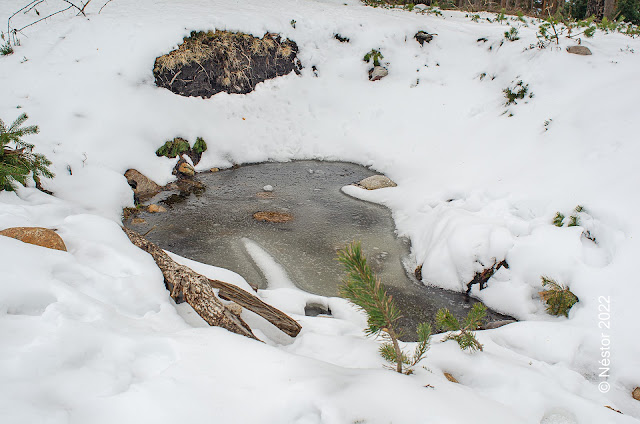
top-left (539, 276), bottom-right (578, 317)
top-left (338, 242), bottom-right (431, 374)
top-left (553, 212), bottom-right (565, 227)
top-left (436, 303), bottom-right (486, 352)
top-left (1, 113), bottom-right (54, 191)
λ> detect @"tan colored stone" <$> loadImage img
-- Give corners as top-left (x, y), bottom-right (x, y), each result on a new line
top-left (567, 45), bottom-right (592, 56)
top-left (253, 211), bottom-right (293, 223)
top-left (256, 192), bottom-right (275, 199)
top-left (131, 218), bottom-right (146, 224)
top-left (147, 204), bottom-right (167, 213)
top-left (0, 227), bottom-right (67, 251)
top-left (125, 169), bottom-right (162, 202)
top-left (210, 167), bottom-right (220, 173)
top-left (443, 372), bottom-right (459, 383)
top-left (356, 175), bottom-right (397, 190)
top-left (178, 162), bottom-right (195, 177)
top-left (633, 387), bottom-right (640, 401)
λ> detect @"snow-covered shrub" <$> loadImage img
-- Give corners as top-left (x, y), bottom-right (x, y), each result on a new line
top-left (504, 27), bottom-right (520, 41)
top-left (363, 49), bottom-right (384, 67)
top-left (436, 303), bottom-right (486, 352)
top-left (539, 277), bottom-right (578, 317)
top-left (0, 113), bottom-right (53, 191)
top-left (338, 242), bottom-right (432, 375)
top-left (503, 80), bottom-right (532, 106)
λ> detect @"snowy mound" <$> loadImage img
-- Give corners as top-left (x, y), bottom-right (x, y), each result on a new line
top-left (1, 0), bottom-right (639, 422)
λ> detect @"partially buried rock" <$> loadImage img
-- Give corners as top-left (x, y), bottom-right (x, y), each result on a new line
top-left (125, 169), bottom-right (163, 202)
top-left (147, 204), bottom-right (167, 213)
top-left (253, 211), bottom-right (293, 223)
top-left (176, 160), bottom-right (196, 177)
top-left (304, 303), bottom-right (331, 317)
top-left (443, 372), bottom-right (459, 383)
top-left (481, 319), bottom-right (516, 330)
top-left (633, 387), bottom-right (640, 401)
top-left (154, 30), bottom-right (300, 98)
top-left (356, 175), bottom-right (397, 190)
top-left (369, 66), bottom-right (388, 81)
top-left (415, 31), bottom-right (434, 46)
top-left (0, 227), bottom-right (67, 251)
top-left (567, 45), bottom-right (592, 55)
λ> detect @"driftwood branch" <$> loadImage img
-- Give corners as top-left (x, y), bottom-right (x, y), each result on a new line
top-left (123, 227), bottom-right (258, 340)
top-left (208, 279), bottom-right (301, 337)
top-left (123, 227), bottom-right (302, 339)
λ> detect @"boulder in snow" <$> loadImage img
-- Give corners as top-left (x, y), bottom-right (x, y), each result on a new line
top-left (443, 372), bottom-right (459, 383)
top-left (633, 387), bottom-right (640, 401)
top-left (356, 175), bottom-right (397, 190)
top-left (566, 45), bottom-right (592, 56)
top-left (369, 66), bottom-right (388, 81)
top-left (125, 169), bottom-right (162, 202)
top-left (176, 160), bottom-right (196, 177)
top-left (0, 227), bottom-right (67, 251)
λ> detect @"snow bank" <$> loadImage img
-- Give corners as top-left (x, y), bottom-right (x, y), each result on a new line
top-left (1, 0), bottom-right (640, 421)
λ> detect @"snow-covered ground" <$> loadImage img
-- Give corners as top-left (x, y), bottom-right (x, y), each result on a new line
top-left (2, 0), bottom-right (640, 422)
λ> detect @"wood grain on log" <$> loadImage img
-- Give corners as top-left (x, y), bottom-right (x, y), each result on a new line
top-left (123, 227), bottom-right (258, 340)
top-left (208, 279), bottom-right (301, 337)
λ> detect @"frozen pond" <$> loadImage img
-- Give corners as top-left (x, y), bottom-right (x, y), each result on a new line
top-left (125, 161), bottom-right (509, 340)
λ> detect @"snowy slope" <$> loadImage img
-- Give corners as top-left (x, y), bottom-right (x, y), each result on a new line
top-left (1, 0), bottom-right (640, 422)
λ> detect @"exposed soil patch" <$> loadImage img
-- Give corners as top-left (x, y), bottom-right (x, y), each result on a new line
top-left (154, 30), bottom-right (300, 98)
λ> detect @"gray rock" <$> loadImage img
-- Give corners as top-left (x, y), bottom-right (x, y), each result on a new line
top-left (356, 175), bottom-right (397, 190)
top-left (567, 45), bottom-right (592, 56)
top-left (304, 303), bottom-right (331, 317)
top-left (369, 66), bottom-right (388, 81)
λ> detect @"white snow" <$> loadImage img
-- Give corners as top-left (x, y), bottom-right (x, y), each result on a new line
top-left (1, 0), bottom-right (640, 422)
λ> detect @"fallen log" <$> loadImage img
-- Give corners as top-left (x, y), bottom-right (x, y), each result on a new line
top-left (123, 227), bottom-right (257, 340)
top-left (208, 279), bottom-right (301, 337)
top-left (123, 227), bottom-right (302, 339)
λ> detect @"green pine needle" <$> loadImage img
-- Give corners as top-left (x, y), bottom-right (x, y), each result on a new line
top-left (1, 113), bottom-right (53, 191)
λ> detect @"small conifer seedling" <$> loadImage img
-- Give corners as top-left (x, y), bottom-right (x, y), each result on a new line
top-left (553, 212), bottom-right (565, 227)
top-left (338, 242), bottom-right (431, 375)
top-left (1, 113), bottom-right (54, 191)
top-left (363, 49), bottom-right (384, 67)
top-left (539, 277), bottom-right (578, 317)
top-left (504, 27), bottom-right (520, 41)
top-left (436, 303), bottom-right (486, 352)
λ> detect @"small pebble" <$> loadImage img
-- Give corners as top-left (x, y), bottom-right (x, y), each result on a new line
top-left (263, 185), bottom-right (273, 192)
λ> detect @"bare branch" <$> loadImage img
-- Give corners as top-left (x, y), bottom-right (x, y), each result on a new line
top-left (98, 0), bottom-right (113, 14)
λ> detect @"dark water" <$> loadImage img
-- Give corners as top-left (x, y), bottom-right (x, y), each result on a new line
top-left (125, 161), bottom-right (509, 340)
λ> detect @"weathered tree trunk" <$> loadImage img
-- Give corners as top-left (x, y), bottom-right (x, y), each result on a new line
top-left (603, 0), bottom-right (617, 18)
top-left (123, 227), bottom-right (302, 339)
top-left (208, 279), bottom-right (302, 337)
top-left (586, 0), bottom-right (605, 19)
